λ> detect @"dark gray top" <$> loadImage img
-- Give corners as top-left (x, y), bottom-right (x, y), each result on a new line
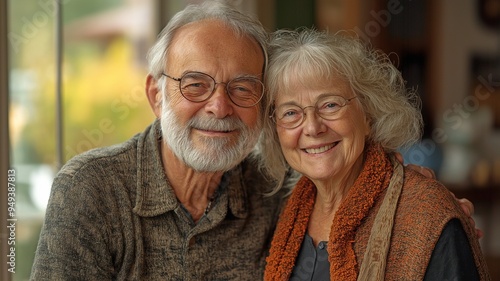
top-left (290, 234), bottom-right (329, 281)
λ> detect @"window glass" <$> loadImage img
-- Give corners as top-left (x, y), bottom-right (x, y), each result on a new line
top-left (8, 0), bottom-right (155, 279)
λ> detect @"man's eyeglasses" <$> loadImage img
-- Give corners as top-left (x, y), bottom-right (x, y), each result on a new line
top-left (162, 71), bottom-right (264, 108)
top-left (270, 95), bottom-right (358, 129)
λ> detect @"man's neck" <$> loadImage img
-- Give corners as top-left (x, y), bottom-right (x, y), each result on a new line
top-left (160, 143), bottom-right (223, 222)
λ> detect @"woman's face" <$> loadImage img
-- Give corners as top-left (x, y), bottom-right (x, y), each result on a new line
top-left (274, 74), bottom-right (371, 183)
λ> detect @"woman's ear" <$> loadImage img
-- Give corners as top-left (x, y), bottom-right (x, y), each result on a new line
top-left (363, 114), bottom-right (372, 137)
top-left (145, 74), bottom-right (162, 118)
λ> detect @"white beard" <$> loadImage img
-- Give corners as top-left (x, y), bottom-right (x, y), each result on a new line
top-left (159, 98), bottom-right (261, 172)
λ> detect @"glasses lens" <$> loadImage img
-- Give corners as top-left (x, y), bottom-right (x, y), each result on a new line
top-left (180, 73), bottom-right (214, 101)
top-left (317, 95), bottom-right (348, 119)
top-left (273, 95), bottom-right (351, 128)
top-left (227, 78), bottom-right (264, 107)
top-left (274, 104), bottom-right (303, 128)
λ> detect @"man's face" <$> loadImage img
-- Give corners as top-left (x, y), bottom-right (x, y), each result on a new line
top-left (159, 19), bottom-right (265, 172)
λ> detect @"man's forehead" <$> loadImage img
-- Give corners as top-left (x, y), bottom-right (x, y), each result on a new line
top-left (172, 19), bottom-right (243, 45)
top-left (166, 19), bottom-right (265, 75)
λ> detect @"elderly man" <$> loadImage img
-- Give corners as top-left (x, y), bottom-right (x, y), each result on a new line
top-left (31, 2), bottom-right (282, 280)
top-left (30, 1), bottom-right (478, 280)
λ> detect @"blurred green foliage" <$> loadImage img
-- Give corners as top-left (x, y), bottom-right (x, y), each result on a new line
top-left (9, 0), bottom-right (154, 164)
top-left (9, 1), bottom-right (155, 279)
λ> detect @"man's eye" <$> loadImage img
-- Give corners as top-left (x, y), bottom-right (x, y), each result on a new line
top-left (230, 85), bottom-right (251, 94)
top-left (186, 82), bottom-right (205, 88)
top-left (183, 81), bottom-right (210, 91)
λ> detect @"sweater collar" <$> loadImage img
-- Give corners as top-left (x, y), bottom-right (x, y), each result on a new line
top-left (132, 119), bottom-right (249, 219)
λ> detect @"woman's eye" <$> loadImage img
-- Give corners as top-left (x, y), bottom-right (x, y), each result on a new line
top-left (325, 102), bottom-right (339, 108)
top-left (280, 110), bottom-right (300, 120)
top-left (321, 102), bottom-right (341, 112)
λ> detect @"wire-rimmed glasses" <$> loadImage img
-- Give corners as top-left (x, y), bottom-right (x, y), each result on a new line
top-left (162, 71), bottom-right (264, 108)
top-left (270, 94), bottom-right (358, 129)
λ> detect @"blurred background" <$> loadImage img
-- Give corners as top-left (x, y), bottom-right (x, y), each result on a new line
top-left (1, 0), bottom-right (499, 280)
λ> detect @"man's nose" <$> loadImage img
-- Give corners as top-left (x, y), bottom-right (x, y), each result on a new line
top-left (204, 84), bottom-right (234, 118)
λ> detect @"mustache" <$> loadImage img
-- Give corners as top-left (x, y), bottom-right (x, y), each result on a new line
top-left (187, 115), bottom-right (245, 132)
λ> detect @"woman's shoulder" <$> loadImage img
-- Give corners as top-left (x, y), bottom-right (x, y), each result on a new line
top-left (392, 166), bottom-right (471, 239)
top-left (399, 167), bottom-right (456, 209)
top-left (381, 167), bottom-right (487, 280)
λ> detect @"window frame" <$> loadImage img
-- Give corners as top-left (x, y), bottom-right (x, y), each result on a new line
top-left (1, 0), bottom-right (12, 279)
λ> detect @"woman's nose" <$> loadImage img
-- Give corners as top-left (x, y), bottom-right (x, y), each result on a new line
top-left (302, 108), bottom-right (327, 136)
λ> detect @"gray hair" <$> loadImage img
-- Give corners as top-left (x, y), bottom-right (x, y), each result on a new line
top-left (147, 0), bottom-right (268, 80)
top-left (258, 28), bottom-right (423, 192)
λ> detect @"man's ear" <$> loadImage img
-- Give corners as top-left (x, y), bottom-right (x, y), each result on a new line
top-left (146, 74), bottom-right (162, 118)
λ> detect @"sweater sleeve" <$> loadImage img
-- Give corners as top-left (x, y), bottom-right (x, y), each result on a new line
top-left (423, 218), bottom-right (480, 281)
top-left (30, 162), bottom-right (115, 280)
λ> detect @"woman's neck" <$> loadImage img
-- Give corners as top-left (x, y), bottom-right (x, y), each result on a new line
top-left (307, 154), bottom-right (366, 245)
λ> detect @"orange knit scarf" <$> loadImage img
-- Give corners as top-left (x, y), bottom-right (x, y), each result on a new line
top-left (264, 143), bottom-right (393, 281)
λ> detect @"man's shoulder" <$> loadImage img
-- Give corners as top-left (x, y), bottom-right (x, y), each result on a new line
top-left (62, 134), bottom-right (140, 177)
top-left (239, 156), bottom-right (289, 207)
top-left (240, 156), bottom-right (277, 194)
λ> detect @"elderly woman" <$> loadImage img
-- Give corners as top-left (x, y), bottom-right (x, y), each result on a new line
top-left (260, 29), bottom-right (490, 281)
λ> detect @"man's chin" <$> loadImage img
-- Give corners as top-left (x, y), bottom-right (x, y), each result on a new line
top-left (186, 156), bottom-right (241, 172)
top-left (184, 146), bottom-right (249, 172)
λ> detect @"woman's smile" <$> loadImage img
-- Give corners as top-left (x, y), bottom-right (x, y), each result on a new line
top-left (302, 141), bottom-right (339, 154)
